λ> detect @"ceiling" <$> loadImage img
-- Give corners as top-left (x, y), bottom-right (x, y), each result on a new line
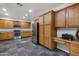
top-left (0, 3), bottom-right (64, 21)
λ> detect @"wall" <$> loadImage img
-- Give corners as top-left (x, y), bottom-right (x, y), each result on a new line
top-left (57, 28), bottom-right (79, 53)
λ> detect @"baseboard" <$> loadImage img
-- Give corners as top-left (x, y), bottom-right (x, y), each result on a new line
top-left (39, 43), bottom-right (56, 51)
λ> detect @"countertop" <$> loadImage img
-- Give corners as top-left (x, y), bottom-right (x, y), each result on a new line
top-left (53, 37), bottom-right (79, 45)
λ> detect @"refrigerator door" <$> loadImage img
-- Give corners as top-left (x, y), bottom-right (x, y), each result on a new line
top-left (32, 22), bottom-right (39, 44)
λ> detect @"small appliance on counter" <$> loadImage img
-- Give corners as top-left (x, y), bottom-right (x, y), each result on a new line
top-left (76, 30), bottom-right (79, 41)
top-left (62, 33), bottom-right (75, 41)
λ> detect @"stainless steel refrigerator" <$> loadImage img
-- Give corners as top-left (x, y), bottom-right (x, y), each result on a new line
top-left (32, 21), bottom-right (39, 44)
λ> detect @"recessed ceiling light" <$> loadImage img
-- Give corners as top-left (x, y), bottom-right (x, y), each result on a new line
top-left (2, 8), bottom-right (7, 12)
top-left (28, 9), bottom-right (32, 13)
top-left (5, 13), bottom-right (8, 16)
top-left (25, 14), bottom-right (28, 17)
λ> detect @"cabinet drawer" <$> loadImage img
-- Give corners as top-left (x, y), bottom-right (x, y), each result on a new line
top-left (70, 50), bottom-right (79, 56)
top-left (70, 43), bottom-right (79, 53)
top-left (54, 40), bottom-right (65, 44)
top-left (64, 42), bottom-right (70, 47)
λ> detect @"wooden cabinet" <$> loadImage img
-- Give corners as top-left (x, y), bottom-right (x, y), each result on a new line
top-left (67, 4), bottom-right (79, 27)
top-left (0, 32), bottom-right (14, 40)
top-left (39, 11), bottom-right (56, 50)
top-left (39, 26), bottom-right (44, 45)
top-left (6, 32), bottom-right (14, 39)
top-left (5, 20), bottom-right (14, 28)
top-left (0, 20), bottom-right (14, 28)
top-left (14, 21), bottom-right (20, 26)
top-left (44, 25), bottom-right (53, 49)
top-left (67, 6), bottom-right (75, 27)
top-left (54, 38), bottom-right (79, 56)
top-left (39, 16), bottom-right (44, 25)
top-left (44, 12), bottom-right (52, 24)
top-left (21, 31), bottom-right (32, 38)
top-left (55, 9), bottom-right (66, 27)
top-left (55, 4), bottom-right (79, 27)
top-left (20, 22), bottom-right (31, 28)
top-left (70, 43), bottom-right (79, 56)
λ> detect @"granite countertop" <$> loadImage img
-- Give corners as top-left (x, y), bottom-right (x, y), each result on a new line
top-left (53, 37), bottom-right (79, 45)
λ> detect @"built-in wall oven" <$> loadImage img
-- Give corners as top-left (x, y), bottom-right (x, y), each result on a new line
top-left (14, 24), bottom-right (21, 39)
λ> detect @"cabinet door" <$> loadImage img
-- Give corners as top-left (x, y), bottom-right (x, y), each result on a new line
top-left (44, 25), bottom-right (53, 49)
top-left (74, 4), bottom-right (79, 27)
top-left (39, 16), bottom-right (44, 25)
top-left (67, 6), bottom-right (75, 27)
top-left (27, 32), bottom-right (32, 36)
top-left (0, 20), bottom-right (5, 28)
top-left (20, 22), bottom-right (25, 28)
top-left (25, 22), bottom-right (31, 28)
top-left (0, 20), bottom-right (13, 28)
top-left (39, 26), bottom-right (44, 45)
top-left (0, 32), bottom-right (5, 40)
top-left (21, 31), bottom-right (27, 37)
top-left (55, 9), bottom-right (66, 27)
top-left (67, 4), bottom-right (79, 27)
top-left (20, 22), bottom-right (31, 28)
top-left (70, 43), bottom-right (79, 56)
top-left (5, 20), bottom-right (14, 28)
top-left (6, 32), bottom-right (14, 39)
top-left (44, 12), bottom-right (52, 25)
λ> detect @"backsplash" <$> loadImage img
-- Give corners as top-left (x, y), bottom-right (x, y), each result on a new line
top-left (0, 28), bottom-right (32, 32)
top-left (57, 28), bottom-right (79, 38)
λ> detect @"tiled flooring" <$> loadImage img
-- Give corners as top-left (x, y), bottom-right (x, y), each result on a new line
top-left (0, 37), bottom-right (68, 56)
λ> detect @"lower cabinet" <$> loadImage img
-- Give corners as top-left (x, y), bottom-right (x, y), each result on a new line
top-left (70, 43), bottom-right (79, 56)
top-left (21, 31), bottom-right (32, 38)
top-left (54, 38), bottom-right (79, 56)
top-left (0, 32), bottom-right (14, 40)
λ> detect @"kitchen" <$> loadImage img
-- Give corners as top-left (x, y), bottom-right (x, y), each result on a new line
top-left (0, 3), bottom-right (79, 56)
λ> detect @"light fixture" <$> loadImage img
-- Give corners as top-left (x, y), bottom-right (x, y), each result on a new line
top-left (2, 8), bottom-right (7, 12)
top-left (28, 9), bottom-right (32, 13)
top-left (25, 14), bottom-right (28, 17)
top-left (5, 13), bottom-right (8, 16)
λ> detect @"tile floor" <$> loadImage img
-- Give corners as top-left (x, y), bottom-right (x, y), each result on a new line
top-left (0, 37), bottom-right (68, 56)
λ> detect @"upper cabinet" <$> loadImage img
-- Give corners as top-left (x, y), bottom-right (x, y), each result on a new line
top-left (67, 5), bottom-right (75, 27)
top-left (0, 20), bottom-right (14, 28)
top-left (44, 12), bottom-right (52, 25)
top-left (19, 21), bottom-right (31, 28)
top-left (39, 16), bottom-right (44, 25)
top-left (67, 4), bottom-right (79, 27)
top-left (55, 4), bottom-right (79, 28)
top-left (55, 9), bottom-right (66, 27)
